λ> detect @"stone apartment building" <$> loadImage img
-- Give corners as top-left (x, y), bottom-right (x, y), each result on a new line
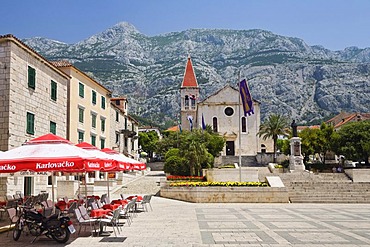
top-left (0, 35), bottom-right (142, 198)
top-left (51, 60), bottom-right (112, 149)
top-left (110, 97), bottom-right (140, 159)
top-left (0, 35), bottom-right (69, 196)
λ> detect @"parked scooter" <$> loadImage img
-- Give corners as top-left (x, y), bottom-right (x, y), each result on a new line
top-left (13, 205), bottom-right (75, 243)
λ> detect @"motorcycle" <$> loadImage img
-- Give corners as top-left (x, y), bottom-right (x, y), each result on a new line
top-left (13, 205), bottom-right (76, 243)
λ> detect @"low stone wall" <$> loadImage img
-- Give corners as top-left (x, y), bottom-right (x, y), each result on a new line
top-left (345, 169), bottom-right (370, 182)
top-left (205, 168), bottom-right (259, 182)
top-left (160, 186), bottom-right (289, 203)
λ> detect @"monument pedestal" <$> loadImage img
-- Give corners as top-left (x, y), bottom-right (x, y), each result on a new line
top-left (289, 137), bottom-right (305, 172)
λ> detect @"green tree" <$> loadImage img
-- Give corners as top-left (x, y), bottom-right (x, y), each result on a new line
top-left (334, 120), bottom-right (370, 165)
top-left (160, 129), bottom-right (224, 175)
top-left (138, 131), bottom-right (159, 159)
top-left (277, 139), bottom-right (290, 155)
top-left (163, 147), bottom-right (189, 175)
top-left (298, 127), bottom-right (321, 164)
top-left (316, 122), bottom-right (336, 164)
top-left (156, 131), bottom-right (180, 156)
top-left (258, 114), bottom-right (290, 163)
top-left (186, 139), bottom-right (208, 176)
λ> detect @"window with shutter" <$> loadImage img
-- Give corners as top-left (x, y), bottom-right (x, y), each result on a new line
top-left (51, 80), bottom-right (57, 101)
top-left (26, 112), bottom-right (35, 134)
top-left (28, 66), bottom-right (36, 89)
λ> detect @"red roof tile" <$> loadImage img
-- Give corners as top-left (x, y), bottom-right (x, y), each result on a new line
top-left (167, 125), bottom-right (180, 132)
top-left (181, 56), bottom-right (198, 88)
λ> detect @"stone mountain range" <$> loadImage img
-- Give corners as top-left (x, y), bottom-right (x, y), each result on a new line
top-left (22, 22), bottom-right (370, 127)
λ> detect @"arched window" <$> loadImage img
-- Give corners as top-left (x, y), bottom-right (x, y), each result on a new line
top-left (241, 117), bottom-right (247, 133)
top-left (184, 95), bottom-right (189, 109)
top-left (261, 144), bottom-right (266, 153)
top-left (191, 98), bottom-right (196, 109)
top-left (213, 117), bottom-right (218, 132)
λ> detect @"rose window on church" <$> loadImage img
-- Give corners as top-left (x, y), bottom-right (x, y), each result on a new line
top-left (224, 107), bottom-right (234, 116)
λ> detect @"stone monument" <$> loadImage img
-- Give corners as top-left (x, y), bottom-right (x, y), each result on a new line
top-left (289, 120), bottom-right (305, 171)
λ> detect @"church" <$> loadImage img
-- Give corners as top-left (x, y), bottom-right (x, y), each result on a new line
top-left (179, 56), bottom-right (274, 166)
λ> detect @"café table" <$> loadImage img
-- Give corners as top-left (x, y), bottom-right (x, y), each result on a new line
top-left (90, 208), bottom-right (112, 218)
top-left (55, 201), bottom-right (67, 211)
top-left (126, 195), bottom-right (143, 202)
top-left (111, 199), bottom-right (128, 206)
top-left (102, 203), bottom-right (121, 210)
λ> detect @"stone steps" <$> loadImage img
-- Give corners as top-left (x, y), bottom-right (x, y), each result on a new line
top-left (275, 172), bottom-right (370, 203)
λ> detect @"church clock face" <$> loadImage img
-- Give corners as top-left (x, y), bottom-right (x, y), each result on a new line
top-left (224, 107), bottom-right (234, 116)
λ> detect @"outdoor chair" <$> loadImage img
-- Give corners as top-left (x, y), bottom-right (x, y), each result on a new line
top-left (86, 197), bottom-right (96, 209)
top-left (97, 200), bottom-right (104, 208)
top-left (100, 194), bottom-right (108, 204)
top-left (137, 194), bottom-right (153, 212)
top-left (119, 203), bottom-right (132, 226)
top-left (40, 201), bottom-right (53, 217)
top-left (68, 201), bottom-right (77, 214)
top-left (6, 207), bottom-right (19, 236)
top-left (74, 208), bottom-right (98, 235)
top-left (91, 202), bottom-right (99, 210)
top-left (125, 199), bottom-right (137, 220)
top-left (13, 194), bottom-right (22, 204)
top-left (0, 196), bottom-right (6, 219)
top-left (102, 196), bottom-right (111, 205)
top-left (100, 207), bottom-right (122, 237)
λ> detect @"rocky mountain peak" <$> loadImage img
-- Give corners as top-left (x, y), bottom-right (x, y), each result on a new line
top-left (22, 22), bottom-right (370, 127)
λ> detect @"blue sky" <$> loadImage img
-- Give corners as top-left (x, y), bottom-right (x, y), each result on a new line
top-left (1, 0), bottom-right (369, 51)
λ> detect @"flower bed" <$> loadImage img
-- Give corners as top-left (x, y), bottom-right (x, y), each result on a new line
top-left (166, 175), bottom-right (205, 181)
top-left (169, 181), bottom-right (268, 187)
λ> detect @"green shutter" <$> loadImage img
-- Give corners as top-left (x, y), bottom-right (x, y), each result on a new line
top-left (91, 135), bottom-right (96, 146)
top-left (92, 114), bottom-right (96, 128)
top-left (78, 131), bottom-right (84, 142)
top-left (79, 82), bottom-right (84, 98)
top-left (26, 112), bottom-right (35, 134)
top-left (79, 108), bottom-right (84, 123)
top-left (51, 80), bottom-right (57, 101)
top-left (101, 119), bottom-right (105, 132)
top-left (50, 121), bottom-right (56, 134)
top-left (92, 91), bottom-right (96, 104)
top-left (101, 96), bottom-right (106, 109)
top-left (100, 138), bottom-right (105, 149)
top-left (28, 66), bottom-right (36, 89)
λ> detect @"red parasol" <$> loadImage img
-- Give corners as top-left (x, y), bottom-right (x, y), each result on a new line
top-left (101, 148), bottom-right (146, 171)
top-left (75, 142), bottom-right (118, 171)
top-left (0, 134), bottom-right (109, 202)
top-left (0, 134), bottom-right (103, 173)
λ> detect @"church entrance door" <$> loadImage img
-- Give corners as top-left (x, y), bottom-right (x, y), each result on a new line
top-left (226, 141), bottom-right (235, 156)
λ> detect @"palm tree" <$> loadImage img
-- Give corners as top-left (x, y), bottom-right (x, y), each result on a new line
top-left (258, 114), bottom-right (290, 163)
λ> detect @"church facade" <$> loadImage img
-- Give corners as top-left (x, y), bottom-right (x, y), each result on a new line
top-left (179, 56), bottom-right (273, 165)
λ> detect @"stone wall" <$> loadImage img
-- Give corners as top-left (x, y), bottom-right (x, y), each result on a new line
top-left (345, 169), bottom-right (370, 182)
top-left (205, 168), bottom-right (259, 182)
top-left (160, 186), bottom-right (289, 203)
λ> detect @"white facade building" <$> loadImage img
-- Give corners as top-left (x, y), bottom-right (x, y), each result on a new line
top-left (179, 56), bottom-right (273, 166)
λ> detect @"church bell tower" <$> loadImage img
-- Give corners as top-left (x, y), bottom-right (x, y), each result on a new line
top-left (180, 55), bottom-right (199, 131)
